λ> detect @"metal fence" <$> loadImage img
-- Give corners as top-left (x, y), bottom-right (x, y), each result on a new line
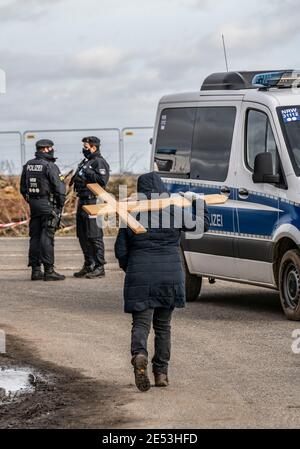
top-left (23, 128), bottom-right (121, 174)
top-left (0, 131), bottom-right (22, 175)
top-left (121, 127), bottom-right (154, 174)
top-left (0, 126), bottom-right (154, 175)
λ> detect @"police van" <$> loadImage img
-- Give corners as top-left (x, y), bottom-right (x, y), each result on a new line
top-left (151, 70), bottom-right (300, 320)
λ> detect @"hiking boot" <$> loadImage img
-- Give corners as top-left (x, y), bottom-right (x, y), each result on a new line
top-left (154, 373), bottom-right (169, 388)
top-left (131, 354), bottom-right (151, 392)
top-left (73, 264), bottom-right (94, 278)
top-left (44, 267), bottom-right (65, 282)
top-left (85, 265), bottom-right (105, 279)
top-left (31, 267), bottom-right (44, 281)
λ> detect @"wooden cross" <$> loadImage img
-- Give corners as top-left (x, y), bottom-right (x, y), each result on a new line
top-left (83, 184), bottom-right (228, 235)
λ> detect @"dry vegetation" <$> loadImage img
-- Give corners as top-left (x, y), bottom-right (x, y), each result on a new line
top-left (0, 174), bottom-right (137, 237)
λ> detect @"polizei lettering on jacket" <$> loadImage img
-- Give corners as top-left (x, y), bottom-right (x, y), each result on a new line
top-left (27, 164), bottom-right (43, 172)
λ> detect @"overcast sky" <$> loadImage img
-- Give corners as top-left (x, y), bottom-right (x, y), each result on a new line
top-left (0, 0), bottom-right (299, 132)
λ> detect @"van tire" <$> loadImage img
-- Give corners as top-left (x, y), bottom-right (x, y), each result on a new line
top-left (279, 250), bottom-right (300, 321)
top-left (180, 248), bottom-right (202, 302)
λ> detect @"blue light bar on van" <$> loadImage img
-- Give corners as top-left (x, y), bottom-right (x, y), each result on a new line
top-left (252, 71), bottom-right (300, 88)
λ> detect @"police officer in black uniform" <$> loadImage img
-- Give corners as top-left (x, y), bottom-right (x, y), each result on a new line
top-left (20, 139), bottom-right (66, 281)
top-left (72, 136), bottom-right (110, 279)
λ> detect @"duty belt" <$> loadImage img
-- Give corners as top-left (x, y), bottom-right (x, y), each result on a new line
top-left (79, 195), bottom-right (96, 204)
top-left (28, 195), bottom-right (49, 200)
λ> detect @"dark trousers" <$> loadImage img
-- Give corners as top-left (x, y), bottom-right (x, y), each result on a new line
top-left (76, 203), bottom-right (105, 267)
top-left (131, 308), bottom-right (173, 375)
top-left (28, 199), bottom-right (55, 268)
top-left (29, 215), bottom-right (55, 267)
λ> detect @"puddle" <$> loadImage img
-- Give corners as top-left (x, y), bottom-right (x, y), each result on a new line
top-left (0, 368), bottom-right (35, 396)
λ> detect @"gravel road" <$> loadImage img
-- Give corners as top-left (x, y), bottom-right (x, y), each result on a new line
top-left (0, 237), bottom-right (299, 429)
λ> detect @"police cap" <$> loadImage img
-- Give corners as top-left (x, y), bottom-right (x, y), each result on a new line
top-left (82, 136), bottom-right (101, 147)
top-left (36, 139), bottom-right (54, 150)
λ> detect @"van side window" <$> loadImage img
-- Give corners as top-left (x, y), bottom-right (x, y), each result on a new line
top-left (154, 108), bottom-right (196, 175)
top-left (191, 107), bottom-right (236, 182)
top-left (246, 109), bottom-right (279, 174)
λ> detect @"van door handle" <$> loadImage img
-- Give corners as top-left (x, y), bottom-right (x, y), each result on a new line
top-left (220, 186), bottom-right (231, 197)
top-left (238, 188), bottom-right (249, 199)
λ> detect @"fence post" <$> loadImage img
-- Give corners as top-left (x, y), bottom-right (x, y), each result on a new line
top-left (0, 68), bottom-right (6, 94)
top-left (0, 330), bottom-right (6, 354)
top-left (21, 132), bottom-right (26, 166)
top-left (119, 129), bottom-right (124, 175)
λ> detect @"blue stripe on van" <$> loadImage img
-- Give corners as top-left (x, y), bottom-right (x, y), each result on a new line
top-left (163, 180), bottom-right (300, 240)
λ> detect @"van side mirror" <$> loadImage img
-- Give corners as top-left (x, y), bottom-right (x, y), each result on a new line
top-left (252, 152), bottom-right (280, 184)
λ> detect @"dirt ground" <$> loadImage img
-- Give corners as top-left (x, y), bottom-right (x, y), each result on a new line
top-left (0, 174), bottom-right (137, 237)
top-left (0, 333), bottom-right (130, 429)
top-left (1, 238), bottom-right (300, 429)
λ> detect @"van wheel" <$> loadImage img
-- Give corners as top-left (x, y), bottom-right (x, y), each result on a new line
top-left (180, 248), bottom-right (202, 302)
top-left (279, 250), bottom-right (300, 321)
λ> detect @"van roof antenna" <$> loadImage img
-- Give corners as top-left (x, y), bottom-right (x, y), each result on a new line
top-left (222, 34), bottom-right (229, 73)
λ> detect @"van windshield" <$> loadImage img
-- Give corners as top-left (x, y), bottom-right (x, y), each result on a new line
top-left (278, 106), bottom-right (300, 176)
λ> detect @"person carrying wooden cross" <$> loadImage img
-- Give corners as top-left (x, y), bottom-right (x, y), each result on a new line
top-left (114, 172), bottom-right (210, 392)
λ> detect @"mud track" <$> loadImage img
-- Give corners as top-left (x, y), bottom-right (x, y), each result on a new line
top-left (0, 333), bottom-right (131, 429)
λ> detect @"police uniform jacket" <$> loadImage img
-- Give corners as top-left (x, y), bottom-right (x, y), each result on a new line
top-left (72, 150), bottom-right (110, 200)
top-left (20, 152), bottom-right (66, 210)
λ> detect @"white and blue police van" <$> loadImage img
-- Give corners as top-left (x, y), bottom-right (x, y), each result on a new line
top-left (151, 70), bottom-right (300, 320)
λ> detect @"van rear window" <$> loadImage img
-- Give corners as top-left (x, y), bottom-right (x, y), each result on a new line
top-left (155, 108), bottom-right (196, 176)
top-left (191, 107), bottom-right (236, 182)
top-left (154, 106), bottom-right (236, 182)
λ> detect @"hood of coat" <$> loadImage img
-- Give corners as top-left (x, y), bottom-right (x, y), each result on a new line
top-left (137, 172), bottom-right (169, 199)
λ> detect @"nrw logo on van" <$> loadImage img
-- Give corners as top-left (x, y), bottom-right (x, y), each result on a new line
top-left (281, 107), bottom-right (300, 124)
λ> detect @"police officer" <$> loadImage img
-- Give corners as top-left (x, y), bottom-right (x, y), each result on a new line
top-left (20, 139), bottom-right (66, 281)
top-left (72, 136), bottom-right (110, 279)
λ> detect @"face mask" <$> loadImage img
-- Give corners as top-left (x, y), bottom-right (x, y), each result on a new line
top-left (83, 148), bottom-right (91, 159)
top-left (41, 149), bottom-right (54, 158)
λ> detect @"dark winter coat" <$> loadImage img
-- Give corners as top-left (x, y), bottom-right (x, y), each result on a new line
top-left (20, 152), bottom-right (66, 210)
top-left (71, 150), bottom-right (110, 199)
top-left (114, 172), bottom-right (209, 314)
